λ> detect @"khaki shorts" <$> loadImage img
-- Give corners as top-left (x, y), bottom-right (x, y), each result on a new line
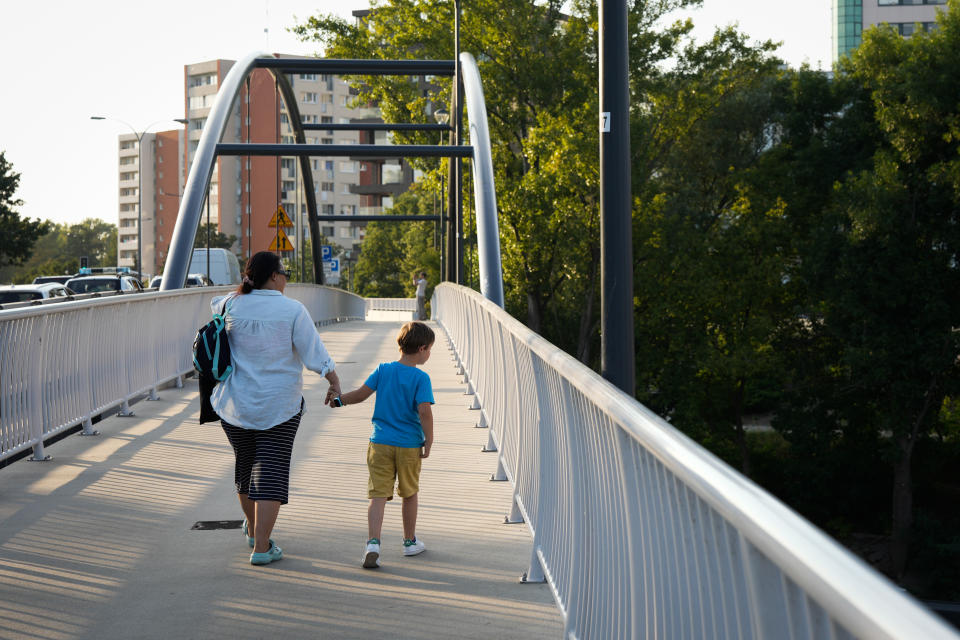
top-left (367, 442), bottom-right (422, 499)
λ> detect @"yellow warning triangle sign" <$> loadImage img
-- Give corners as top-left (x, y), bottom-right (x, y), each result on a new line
top-left (268, 206), bottom-right (293, 228)
top-left (269, 228), bottom-right (294, 252)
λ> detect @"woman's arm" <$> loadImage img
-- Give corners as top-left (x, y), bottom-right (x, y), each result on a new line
top-left (292, 305), bottom-right (336, 375)
top-left (323, 370), bottom-right (342, 405)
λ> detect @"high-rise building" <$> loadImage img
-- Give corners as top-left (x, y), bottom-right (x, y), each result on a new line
top-left (115, 128), bottom-right (184, 276)
top-left (115, 55), bottom-right (418, 280)
top-left (834, 0), bottom-right (947, 62)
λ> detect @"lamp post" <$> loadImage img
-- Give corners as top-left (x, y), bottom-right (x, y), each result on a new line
top-left (91, 116), bottom-right (187, 281)
top-left (433, 108), bottom-right (449, 280)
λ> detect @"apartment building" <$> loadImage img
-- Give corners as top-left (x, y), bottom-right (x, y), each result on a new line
top-left (834, 0), bottom-right (947, 61)
top-left (182, 57), bottom-right (385, 265)
top-left (115, 129), bottom-right (184, 276)
top-left (115, 55), bottom-right (418, 279)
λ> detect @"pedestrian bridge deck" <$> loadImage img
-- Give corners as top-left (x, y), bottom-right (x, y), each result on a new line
top-left (0, 320), bottom-right (562, 639)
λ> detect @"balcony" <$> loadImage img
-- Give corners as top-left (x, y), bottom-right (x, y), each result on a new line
top-left (350, 183), bottom-right (407, 197)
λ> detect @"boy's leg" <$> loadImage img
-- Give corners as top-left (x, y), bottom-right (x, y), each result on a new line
top-left (368, 497), bottom-right (388, 540)
top-left (401, 493), bottom-right (418, 541)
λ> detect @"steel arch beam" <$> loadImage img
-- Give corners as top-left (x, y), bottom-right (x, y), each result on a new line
top-left (460, 52), bottom-right (504, 307)
top-left (161, 51), bottom-right (324, 289)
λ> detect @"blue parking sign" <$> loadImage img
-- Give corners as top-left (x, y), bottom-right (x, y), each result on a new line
top-left (321, 245), bottom-right (332, 261)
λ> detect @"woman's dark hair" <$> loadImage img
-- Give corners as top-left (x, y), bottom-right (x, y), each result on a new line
top-left (237, 251), bottom-right (282, 294)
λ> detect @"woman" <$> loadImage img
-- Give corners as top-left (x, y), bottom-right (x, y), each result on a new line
top-left (211, 251), bottom-right (341, 565)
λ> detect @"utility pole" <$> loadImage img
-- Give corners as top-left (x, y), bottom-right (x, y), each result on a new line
top-left (599, 0), bottom-right (636, 396)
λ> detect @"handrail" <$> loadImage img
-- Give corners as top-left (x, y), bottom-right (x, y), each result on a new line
top-left (431, 282), bottom-right (959, 640)
top-left (0, 285), bottom-right (364, 463)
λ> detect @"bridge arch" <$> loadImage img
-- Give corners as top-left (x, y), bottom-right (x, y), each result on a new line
top-left (161, 52), bottom-right (504, 308)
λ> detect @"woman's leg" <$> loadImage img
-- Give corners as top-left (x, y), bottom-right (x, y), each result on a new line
top-left (247, 408), bottom-right (302, 552)
top-left (253, 500), bottom-right (281, 553)
top-left (238, 493), bottom-right (256, 527)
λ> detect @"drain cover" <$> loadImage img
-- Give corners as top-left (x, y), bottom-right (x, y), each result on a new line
top-left (191, 520), bottom-right (243, 530)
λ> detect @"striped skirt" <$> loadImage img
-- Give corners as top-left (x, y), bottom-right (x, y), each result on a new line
top-left (221, 401), bottom-right (303, 504)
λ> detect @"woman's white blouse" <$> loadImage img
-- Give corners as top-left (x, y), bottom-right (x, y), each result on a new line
top-left (210, 289), bottom-right (335, 429)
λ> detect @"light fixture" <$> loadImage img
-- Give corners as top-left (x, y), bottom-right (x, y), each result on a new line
top-left (433, 108), bottom-right (449, 126)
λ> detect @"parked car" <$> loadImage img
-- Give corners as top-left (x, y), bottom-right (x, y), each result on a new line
top-left (32, 275), bottom-right (74, 285)
top-left (148, 273), bottom-right (214, 289)
top-left (65, 274), bottom-right (144, 294)
top-left (0, 283), bottom-right (75, 305)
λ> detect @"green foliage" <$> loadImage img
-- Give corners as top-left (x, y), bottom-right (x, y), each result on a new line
top-left (194, 222), bottom-right (237, 250)
top-left (353, 186), bottom-right (440, 298)
top-left (0, 218), bottom-right (118, 284)
top-left (0, 151), bottom-right (50, 269)
top-left (293, 0), bottom-right (701, 360)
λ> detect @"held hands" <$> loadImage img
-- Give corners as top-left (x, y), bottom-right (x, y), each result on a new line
top-left (324, 386), bottom-right (342, 407)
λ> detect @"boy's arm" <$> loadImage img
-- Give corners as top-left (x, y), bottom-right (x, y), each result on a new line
top-left (418, 402), bottom-right (433, 458)
top-left (329, 384), bottom-right (374, 407)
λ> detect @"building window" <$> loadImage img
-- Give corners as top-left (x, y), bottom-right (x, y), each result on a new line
top-left (302, 92), bottom-right (319, 104)
top-left (281, 158), bottom-right (295, 171)
top-left (282, 180), bottom-right (296, 192)
top-left (322, 206), bottom-right (334, 215)
top-left (321, 182), bottom-right (335, 192)
top-left (340, 204), bottom-right (356, 215)
top-left (300, 73), bottom-right (318, 81)
top-left (340, 161), bottom-right (356, 173)
top-left (322, 225), bottom-right (334, 236)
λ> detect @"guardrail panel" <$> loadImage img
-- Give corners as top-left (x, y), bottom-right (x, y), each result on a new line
top-left (430, 282), bottom-right (959, 640)
top-left (0, 285), bottom-right (364, 463)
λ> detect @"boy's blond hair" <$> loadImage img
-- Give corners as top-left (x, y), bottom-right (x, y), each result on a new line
top-left (397, 321), bottom-right (435, 354)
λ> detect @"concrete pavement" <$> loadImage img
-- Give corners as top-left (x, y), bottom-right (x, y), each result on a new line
top-left (0, 320), bottom-right (563, 640)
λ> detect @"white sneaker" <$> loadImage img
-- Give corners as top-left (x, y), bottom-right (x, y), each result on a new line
top-left (363, 538), bottom-right (381, 568)
top-left (402, 537), bottom-right (425, 556)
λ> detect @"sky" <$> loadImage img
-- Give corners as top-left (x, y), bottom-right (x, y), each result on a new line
top-left (0, 0), bottom-right (833, 228)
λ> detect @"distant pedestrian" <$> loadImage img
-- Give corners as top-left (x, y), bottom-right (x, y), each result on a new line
top-left (211, 251), bottom-right (341, 566)
top-left (413, 271), bottom-right (428, 320)
top-left (328, 321), bottom-right (435, 569)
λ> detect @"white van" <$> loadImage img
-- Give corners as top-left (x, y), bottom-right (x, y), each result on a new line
top-left (189, 248), bottom-right (242, 285)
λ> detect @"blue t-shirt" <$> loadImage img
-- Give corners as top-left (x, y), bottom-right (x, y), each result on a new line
top-left (365, 361), bottom-right (435, 447)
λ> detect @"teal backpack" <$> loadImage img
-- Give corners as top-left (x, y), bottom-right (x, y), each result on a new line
top-left (193, 295), bottom-right (234, 382)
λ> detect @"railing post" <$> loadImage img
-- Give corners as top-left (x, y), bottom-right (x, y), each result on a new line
top-left (28, 316), bottom-right (49, 461)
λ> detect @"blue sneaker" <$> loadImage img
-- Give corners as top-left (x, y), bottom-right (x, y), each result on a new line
top-left (250, 540), bottom-right (282, 565)
top-left (242, 519), bottom-right (254, 548)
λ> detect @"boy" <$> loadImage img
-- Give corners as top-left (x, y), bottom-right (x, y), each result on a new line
top-left (328, 321), bottom-right (435, 568)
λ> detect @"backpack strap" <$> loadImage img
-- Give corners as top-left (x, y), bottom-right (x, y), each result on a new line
top-left (219, 293), bottom-right (236, 318)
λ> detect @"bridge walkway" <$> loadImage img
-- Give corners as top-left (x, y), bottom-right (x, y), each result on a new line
top-left (0, 320), bottom-right (562, 639)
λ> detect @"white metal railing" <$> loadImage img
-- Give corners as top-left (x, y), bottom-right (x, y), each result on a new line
top-left (431, 282), bottom-right (959, 640)
top-left (365, 298), bottom-right (416, 312)
top-left (0, 284), bottom-right (364, 463)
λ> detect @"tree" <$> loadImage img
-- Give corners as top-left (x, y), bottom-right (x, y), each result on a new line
top-left (353, 186), bottom-right (440, 298)
top-left (0, 151), bottom-right (49, 268)
top-left (194, 222), bottom-right (237, 250)
top-left (292, 0), bottom-right (701, 360)
top-left (0, 218), bottom-right (119, 284)
top-left (792, 8), bottom-right (960, 577)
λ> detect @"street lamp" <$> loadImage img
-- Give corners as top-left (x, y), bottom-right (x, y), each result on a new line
top-left (91, 116), bottom-right (188, 281)
top-left (433, 108), bottom-right (449, 279)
